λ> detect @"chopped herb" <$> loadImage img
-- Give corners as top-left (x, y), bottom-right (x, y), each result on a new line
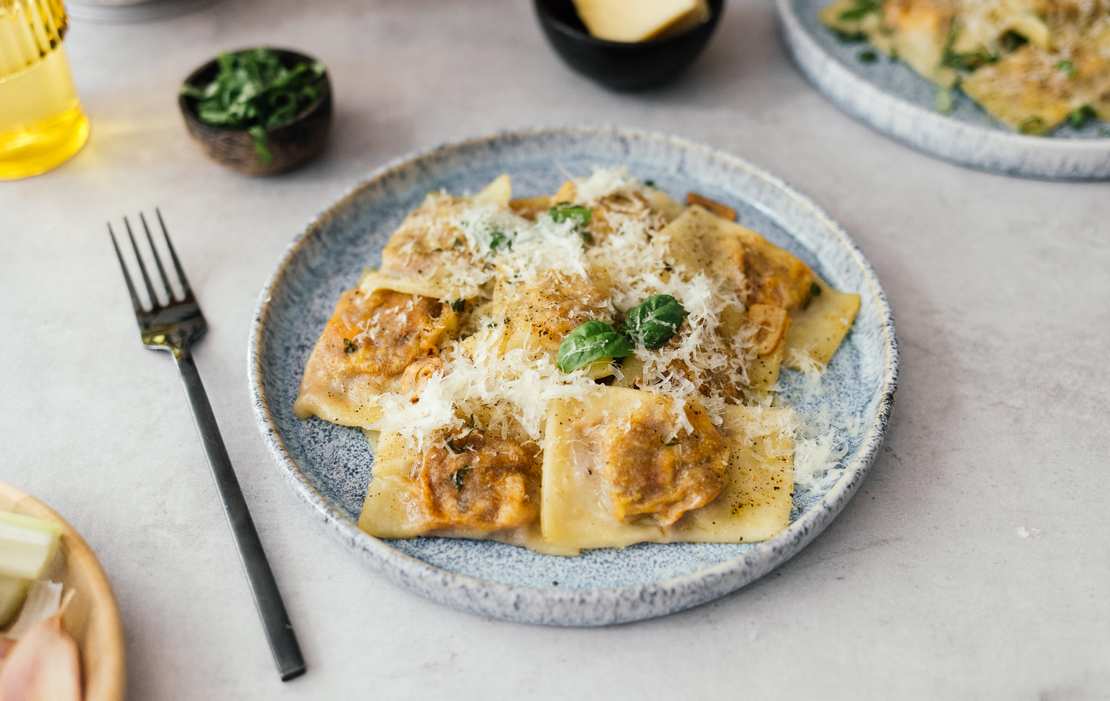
top-left (489, 228), bottom-right (511, 251)
top-left (643, 179), bottom-right (657, 188)
top-left (624, 294), bottom-right (688, 350)
top-left (181, 48), bottom-right (326, 165)
top-left (1018, 116), bottom-right (1048, 135)
top-left (935, 87), bottom-right (955, 114)
top-left (999, 30), bottom-right (1027, 53)
top-left (548, 203), bottom-right (592, 227)
top-left (939, 20), bottom-right (997, 72)
top-left (1067, 105), bottom-right (1097, 129)
top-left (451, 467), bottom-right (471, 489)
top-left (810, 282), bottom-right (822, 298)
top-left (247, 125), bottom-right (271, 162)
top-left (556, 320), bottom-right (633, 373)
top-left (942, 48), bottom-right (995, 71)
top-left (342, 338), bottom-right (358, 354)
top-left (548, 203), bottom-right (594, 245)
top-left (1056, 59), bottom-right (1076, 78)
top-left (450, 299), bottom-right (466, 313)
top-left (838, 0), bottom-right (881, 22)
top-left (1061, 105), bottom-right (1096, 130)
top-left (858, 49), bottom-right (878, 63)
top-left (832, 29), bottom-right (867, 43)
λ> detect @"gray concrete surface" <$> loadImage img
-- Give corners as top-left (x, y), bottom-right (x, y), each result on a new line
top-left (2, 1), bottom-right (1108, 698)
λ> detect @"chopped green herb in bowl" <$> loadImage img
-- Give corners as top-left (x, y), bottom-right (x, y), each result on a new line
top-left (179, 47), bottom-right (332, 176)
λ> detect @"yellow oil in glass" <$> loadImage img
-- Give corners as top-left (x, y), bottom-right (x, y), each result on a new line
top-left (0, 0), bottom-right (89, 180)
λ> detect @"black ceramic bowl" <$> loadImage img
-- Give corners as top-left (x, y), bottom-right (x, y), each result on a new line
top-left (534, 0), bottom-right (724, 91)
top-left (179, 47), bottom-right (332, 176)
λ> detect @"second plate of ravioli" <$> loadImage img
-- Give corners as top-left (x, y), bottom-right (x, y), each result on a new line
top-left (777, 0), bottom-right (1110, 180)
top-left (249, 127), bottom-right (898, 625)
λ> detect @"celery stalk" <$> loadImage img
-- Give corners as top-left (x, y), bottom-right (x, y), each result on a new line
top-left (0, 511), bottom-right (62, 580)
top-left (0, 575), bottom-right (30, 628)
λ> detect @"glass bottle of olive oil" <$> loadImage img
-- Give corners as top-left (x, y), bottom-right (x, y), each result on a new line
top-left (0, 0), bottom-right (89, 180)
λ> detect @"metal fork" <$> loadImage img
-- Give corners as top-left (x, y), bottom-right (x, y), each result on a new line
top-left (109, 210), bottom-right (305, 682)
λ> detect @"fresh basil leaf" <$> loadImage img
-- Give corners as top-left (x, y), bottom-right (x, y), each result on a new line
top-left (624, 294), bottom-right (688, 350)
top-left (1056, 59), bottom-right (1076, 78)
top-left (557, 321), bottom-right (633, 373)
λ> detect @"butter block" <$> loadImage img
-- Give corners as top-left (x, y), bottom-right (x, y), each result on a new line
top-left (573, 0), bottom-right (709, 42)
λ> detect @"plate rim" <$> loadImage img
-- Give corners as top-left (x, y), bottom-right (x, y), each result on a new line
top-left (776, 0), bottom-right (1110, 181)
top-left (247, 125), bottom-right (899, 626)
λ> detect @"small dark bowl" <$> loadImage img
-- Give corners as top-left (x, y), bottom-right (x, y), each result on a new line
top-left (534, 0), bottom-right (724, 91)
top-left (179, 48), bottom-right (332, 176)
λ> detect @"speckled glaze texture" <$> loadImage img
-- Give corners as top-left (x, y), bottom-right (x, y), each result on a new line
top-left (248, 127), bottom-right (899, 626)
top-left (778, 0), bottom-right (1110, 180)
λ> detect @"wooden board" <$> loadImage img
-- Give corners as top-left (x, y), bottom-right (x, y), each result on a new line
top-left (0, 482), bottom-right (126, 701)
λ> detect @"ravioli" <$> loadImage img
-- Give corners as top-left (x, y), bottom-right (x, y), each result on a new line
top-left (293, 272), bottom-right (458, 429)
top-left (359, 428), bottom-right (559, 553)
top-left (821, 0), bottom-right (1110, 133)
top-left (661, 205), bottom-right (858, 380)
top-left (378, 174), bottom-right (512, 297)
top-left (496, 271), bottom-right (613, 357)
top-left (961, 22), bottom-right (1110, 131)
top-left (670, 405), bottom-right (795, 543)
top-left (540, 387), bottom-right (795, 554)
top-left (784, 280), bottom-right (862, 369)
top-left (821, 0), bottom-right (959, 86)
top-left (297, 169), bottom-right (859, 556)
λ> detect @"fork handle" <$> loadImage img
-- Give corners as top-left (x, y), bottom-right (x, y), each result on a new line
top-left (175, 351), bottom-right (306, 682)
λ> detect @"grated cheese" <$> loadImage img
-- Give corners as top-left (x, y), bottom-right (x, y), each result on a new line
top-left (785, 358), bottom-right (864, 490)
top-left (370, 170), bottom-right (774, 448)
top-left (571, 166), bottom-right (643, 204)
top-left (373, 322), bottom-right (598, 447)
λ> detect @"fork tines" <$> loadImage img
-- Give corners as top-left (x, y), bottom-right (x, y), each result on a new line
top-left (108, 208), bottom-right (193, 313)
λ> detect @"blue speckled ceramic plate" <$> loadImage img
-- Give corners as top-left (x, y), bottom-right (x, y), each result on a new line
top-left (248, 127), bottom-right (898, 626)
top-left (778, 0), bottom-right (1110, 180)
